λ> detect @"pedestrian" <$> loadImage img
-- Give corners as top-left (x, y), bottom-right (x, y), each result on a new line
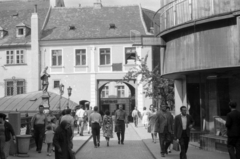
top-left (132, 107), bottom-right (140, 127)
top-left (75, 105), bottom-right (87, 136)
top-left (148, 105), bottom-right (157, 143)
top-left (102, 110), bottom-right (113, 147)
top-left (174, 106), bottom-right (194, 159)
top-left (0, 113), bottom-right (6, 159)
top-left (45, 125), bottom-right (54, 156)
top-left (31, 105), bottom-right (47, 153)
top-left (142, 107), bottom-right (149, 129)
top-left (50, 118), bottom-right (57, 132)
top-left (89, 106), bottom-right (102, 148)
top-left (2, 113), bottom-right (15, 159)
top-left (115, 104), bottom-right (128, 145)
top-left (61, 109), bottom-right (75, 137)
top-left (53, 121), bottom-right (73, 159)
top-left (166, 106), bottom-right (174, 153)
top-left (225, 101), bottom-right (240, 159)
top-left (46, 110), bottom-right (56, 124)
top-left (85, 105), bottom-right (93, 134)
top-left (155, 105), bottom-right (174, 157)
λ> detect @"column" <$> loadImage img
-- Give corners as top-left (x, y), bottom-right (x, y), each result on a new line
top-left (90, 46), bottom-right (96, 106)
top-left (136, 46), bottom-right (144, 112)
top-left (174, 78), bottom-right (187, 115)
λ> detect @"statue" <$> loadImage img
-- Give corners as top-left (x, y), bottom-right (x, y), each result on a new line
top-left (40, 66), bottom-right (50, 93)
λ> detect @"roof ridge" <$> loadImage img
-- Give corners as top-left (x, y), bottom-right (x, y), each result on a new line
top-left (52, 4), bottom-right (139, 9)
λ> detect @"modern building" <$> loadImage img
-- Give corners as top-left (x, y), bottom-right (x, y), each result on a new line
top-left (155, 0), bottom-right (240, 153)
top-left (0, 0), bottom-right (157, 116)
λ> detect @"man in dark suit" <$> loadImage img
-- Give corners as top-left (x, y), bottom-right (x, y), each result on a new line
top-left (225, 101), bottom-right (240, 159)
top-left (155, 105), bottom-right (174, 157)
top-left (174, 106), bottom-right (194, 159)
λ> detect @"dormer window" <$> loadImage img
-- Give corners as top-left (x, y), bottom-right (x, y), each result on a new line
top-left (0, 26), bottom-right (7, 38)
top-left (16, 22), bottom-right (30, 38)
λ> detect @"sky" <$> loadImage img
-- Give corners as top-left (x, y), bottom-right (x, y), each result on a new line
top-left (65, 0), bottom-right (160, 11)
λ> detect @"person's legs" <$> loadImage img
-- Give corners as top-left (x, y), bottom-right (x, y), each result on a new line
top-left (236, 137), bottom-right (240, 159)
top-left (48, 143), bottom-right (52, 155)
top-left (34, 125), bottom-right (39, 151)
top-left (38, 125), bottom-right (45, 152)
top-left (164, 132), bottom-right (172, 154)
top-left (159, 133), bottom-right (166, 156)
top-left (80, 118), bottom-right (84, 135)
top-left (4, 140), bottom-right (10, 158)
top-left (117, 133), bottom-right (120, 144)
top-left (120, 122), bottom-right (125, 144)
top-left (228, 137), bottom-right (237, 159)
top-left (96, 125), bottom-right (100, 147)
top-left (91, 124), bottom-right (97, 147)
top-left (0, 137), bottom-right (5, 159)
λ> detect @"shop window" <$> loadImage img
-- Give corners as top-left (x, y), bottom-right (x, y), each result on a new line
top-left (5, 79), bottom-right (25, 96)
top-left (100, 48), bottom-right (111, 65)
top-left (75, 49), bottom-right (86, 66)
top-left (125, 47), bottom-right (136, 64)
top-left (52, 50), bottom-right (62, 66)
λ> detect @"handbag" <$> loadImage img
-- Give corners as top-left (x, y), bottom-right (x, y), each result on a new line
top-left (173, 140), bottom-right (180, 151)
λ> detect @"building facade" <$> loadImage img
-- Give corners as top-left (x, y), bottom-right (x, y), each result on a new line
top-left (155, 0), bottom-right (240, 153)
top-left (0, 0), bottom-right (156, 115)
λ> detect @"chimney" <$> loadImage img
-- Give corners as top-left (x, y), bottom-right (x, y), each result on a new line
top-left (50, 0), bottom-right (65, 8)
top-left (94, 0), bottom-right (102, 9)
top-left (31, 5), bottom-right (40, 91)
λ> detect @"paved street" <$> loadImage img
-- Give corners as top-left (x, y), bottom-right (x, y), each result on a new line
top-left (76, 124), bottom-right (155, 159)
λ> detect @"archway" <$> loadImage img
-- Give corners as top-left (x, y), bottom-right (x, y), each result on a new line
top-left (97, 80), bottom-right (136, 120)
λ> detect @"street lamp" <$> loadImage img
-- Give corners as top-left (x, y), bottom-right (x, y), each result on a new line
top-left (58, 84), bottom-right (64, 111)
top-left (67, 86), bottom-right (72, 109)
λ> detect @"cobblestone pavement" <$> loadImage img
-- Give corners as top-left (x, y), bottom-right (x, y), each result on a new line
top-left (76, 124), bottom-right (155, 159)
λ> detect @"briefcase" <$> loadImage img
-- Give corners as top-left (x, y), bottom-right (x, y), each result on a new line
top-left (173, 140), bottom-right (180, 151)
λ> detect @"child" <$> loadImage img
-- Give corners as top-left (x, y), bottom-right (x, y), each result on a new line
top-left (45, 125), bottom-right (54, 156)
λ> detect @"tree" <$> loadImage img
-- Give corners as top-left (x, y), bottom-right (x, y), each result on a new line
top-left (123, 55), bottom-right (174, 109)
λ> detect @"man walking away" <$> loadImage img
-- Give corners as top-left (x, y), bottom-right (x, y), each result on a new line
top-left (225, 101), bottom-right (240, 159)
top-left (76, 105), bottom-right (86, 136)
top-left (31, 105), bottom-right (47, 153)
top-left (155, 105), bottom-right (174, 157)
top-left (61, 109), bottom-right (75, 138)
top-left (174, 106), bottom-right (194, 159)
top-left (89, 106), bottom-right (102, 148)
top-left (132, 107), bottom-right (139, 127)
top-left (115, 105), bottom-right (128, 145)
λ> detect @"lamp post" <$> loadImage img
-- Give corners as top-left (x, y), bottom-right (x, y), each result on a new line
top-left (58, 84), bottom-right (64, 111)
top-left (67, 86), bottom-right (72, 109)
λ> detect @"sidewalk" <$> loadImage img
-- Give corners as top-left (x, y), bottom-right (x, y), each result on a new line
top-left (8, 129), bottom-right (92, 159)
top-left (131, 123), bottom-right (229, 159)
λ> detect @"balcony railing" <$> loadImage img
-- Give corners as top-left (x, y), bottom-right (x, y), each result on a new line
top-left (155, 0), bottom-right (240, 34)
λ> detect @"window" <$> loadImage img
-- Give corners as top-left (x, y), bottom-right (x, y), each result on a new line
top-left (5, 79), bottom-right (25, 96)
top-left (101, 86), bottom-right (109, 98)
top-left (53, 80), bottom-right (60, 88)
top-left (117, 86), bottom-right (125, 97)
top-left (52, 50), bottom-right (62, 66)
top-left (6, 81), bottom-right (14, 96)
top-left (100, 48), bottom-right (110, 65)
top-left (6, 50), bottom-right (25, 65)
top-left (125, 47), bottom-right (136, 64)
top-left (18, 28), bottom-right (24, 35)
top-left (16, 50), bottom-right (25, 64)
top-left (75, 49), bottom-right (86, 66)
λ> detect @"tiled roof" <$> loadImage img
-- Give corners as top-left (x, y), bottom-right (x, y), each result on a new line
top-left (142, 8), bottom-right (160, 32)
top-left (41, 5), bottom-right (149, 40)
top-left (0, 91), bottom-right (78, 113)
top-left (0, 0), bottom-right (49, 46)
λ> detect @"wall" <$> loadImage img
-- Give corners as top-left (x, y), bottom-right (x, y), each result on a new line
top-left (163, 18), bottom-right (239, 75)
top-left (0, 47), bottom-right (37, 97)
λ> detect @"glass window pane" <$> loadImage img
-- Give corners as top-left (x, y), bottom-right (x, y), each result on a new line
top-left (100, 54), bottom-right (105, 65)
top-left (52, 55), bottom-right (56, 66)
top-left (58, 55), bottom-right (62, 66)
top-left (76, 53), bottom-right (80, 65)
top-left (82, 54), bottom-right (86, 65)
